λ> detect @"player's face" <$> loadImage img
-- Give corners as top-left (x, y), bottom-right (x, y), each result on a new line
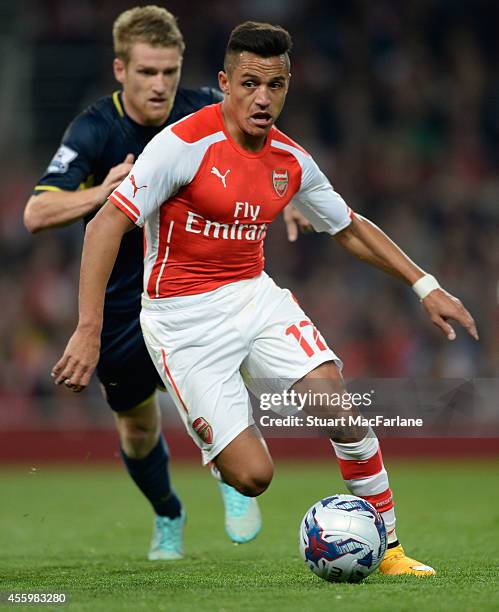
top-left (114, 43), bottom-right (183, 126)
top-left (219, 52), bottom-right (290, 151)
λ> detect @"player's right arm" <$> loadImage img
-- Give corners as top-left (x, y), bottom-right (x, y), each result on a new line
top-left (24, 154), bottom-right (134, 232)
top-left (23, 111), bottom-right (134, 233)
top-left (52, 126), bottom-right (193, 392)
top-left (51, 202), bottom-right (135, 391)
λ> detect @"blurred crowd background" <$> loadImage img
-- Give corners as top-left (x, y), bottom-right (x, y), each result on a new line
top-left (0, 0), bottom-right (497, 429)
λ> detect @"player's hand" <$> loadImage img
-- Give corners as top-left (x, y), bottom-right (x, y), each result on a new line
top-left (98, 153), bottom-right (135, 201)
top-left (51, 328), bottom-right (100, 393)
top-left (422, 288), bottom-right (478, 341)
top-left (283, 204), bottom-right (314, 242)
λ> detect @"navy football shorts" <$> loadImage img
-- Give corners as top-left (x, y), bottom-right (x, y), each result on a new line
top-left (96, 313), bottom-right (164, 412)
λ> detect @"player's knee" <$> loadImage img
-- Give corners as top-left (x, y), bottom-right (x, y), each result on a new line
top-left (122, 425), bottom-right (158, 446)
top-left (116, 419), bottom-right (160, 458)
top-left (233, 465), bottom-right (273, 497)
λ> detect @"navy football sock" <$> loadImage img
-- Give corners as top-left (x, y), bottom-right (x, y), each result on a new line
top-left (120, 435), bottom-right (182, 519)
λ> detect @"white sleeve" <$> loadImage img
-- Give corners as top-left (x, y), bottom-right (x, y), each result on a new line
top-left (292, 154), bottom-right (353, 235)
top-left (108, 127), bottom-right (194, 227)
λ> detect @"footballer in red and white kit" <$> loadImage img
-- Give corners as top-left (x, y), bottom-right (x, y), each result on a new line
top-left (54, 21), bottom-right (479, 577)
top-left (109, 102), bottom-right (352, 462)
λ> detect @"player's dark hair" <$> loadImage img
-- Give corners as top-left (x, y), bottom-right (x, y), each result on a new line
top-left (224, 21), bottom-right (292, 72)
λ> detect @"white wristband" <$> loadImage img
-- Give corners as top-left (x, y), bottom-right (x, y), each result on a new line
top-left (412, 274), bottom-right (440, 300)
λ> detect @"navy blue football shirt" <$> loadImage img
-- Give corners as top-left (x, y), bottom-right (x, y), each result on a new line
top-left (35, 88), bottom-right (222, 322)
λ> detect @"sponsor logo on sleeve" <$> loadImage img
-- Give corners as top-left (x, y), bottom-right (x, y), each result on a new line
top-left (130, 174), bottom-right (147, 197)
top-left (47, 145), bottom-right (78, 174)
top-left (272, 169), bottom-right (288, 197)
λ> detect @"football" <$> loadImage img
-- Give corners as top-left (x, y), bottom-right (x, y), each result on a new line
top-left (299, 494), bottom-right (387, 583)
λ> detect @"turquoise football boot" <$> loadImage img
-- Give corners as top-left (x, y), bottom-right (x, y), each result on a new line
top-left (148, 510), bottom-right (185, 560)
top-left (218, 482), bottom-right (262, 544)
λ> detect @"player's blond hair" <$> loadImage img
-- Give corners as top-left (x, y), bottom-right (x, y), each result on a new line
top-left (113, 5), bottom-right (185, 63)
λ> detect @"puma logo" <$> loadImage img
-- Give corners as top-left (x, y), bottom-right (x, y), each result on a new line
top-left (130, 174), bottom-right (147, 197)
top-left (211, 166), bottom-right (230, 188)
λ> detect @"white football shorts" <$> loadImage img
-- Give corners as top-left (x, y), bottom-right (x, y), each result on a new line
top-left (140, 272), bottom-right (342, 464)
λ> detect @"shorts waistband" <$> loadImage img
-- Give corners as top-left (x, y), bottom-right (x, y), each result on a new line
top-left (141, 273), bottom-right (267, 312)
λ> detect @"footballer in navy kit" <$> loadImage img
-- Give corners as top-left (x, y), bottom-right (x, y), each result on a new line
top-left (34, 87), bottom-right (222, 408)
top-left (24, 5), bottom-right (262, 560)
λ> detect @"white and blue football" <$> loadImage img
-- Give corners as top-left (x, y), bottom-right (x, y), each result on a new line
top-left (299, 494), bottom-right (387, 583)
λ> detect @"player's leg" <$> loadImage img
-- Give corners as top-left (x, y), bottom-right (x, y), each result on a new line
top-left (100, 388), bottom-right (186, 561)
top-left (113, 392), bottom-right (181, 517)
top-left (243, 274), bottom-right (434, 575)
top-left (294, 362), bottom-right (435, 576)
top-left (140, 291), bottom-right (263, 545)
top-left (97, 323), bottom-right (184, 560)
top-left (205, 425), bottom-right (268, 542)
top-left (213, 424), bottom-right (273, 496)
top-left (292, 364), bottom-right (395, 534)
top-left (210, 425), bottom-right (271, 542)
top-left (113, 392), bottom-right (161, 459)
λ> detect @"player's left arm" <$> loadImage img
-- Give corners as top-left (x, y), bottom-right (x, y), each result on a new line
top-left (334, 213), bottom-right (478, 341)
top-left (293, 154), bottom-right (477, 342)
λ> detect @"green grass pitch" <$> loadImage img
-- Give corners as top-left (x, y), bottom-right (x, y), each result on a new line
top-left (1, 459), bottom-right (498, 611)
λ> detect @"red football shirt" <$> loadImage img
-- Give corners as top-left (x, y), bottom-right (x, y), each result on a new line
top-left (109, 103), bottom-right (352, 298)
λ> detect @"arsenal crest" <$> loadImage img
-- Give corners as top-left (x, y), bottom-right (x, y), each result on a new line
top-left (272, 169), bottom-right (289, 197)
top-left (192, 417), bottom-right (213, 444)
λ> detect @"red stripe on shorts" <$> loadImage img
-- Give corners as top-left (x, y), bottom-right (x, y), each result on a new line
top-left (161, 349), bottom-right (189, 414)
top-left (337, 449), bottom-right (383, 480)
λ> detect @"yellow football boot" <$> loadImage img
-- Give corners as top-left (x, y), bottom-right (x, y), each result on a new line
top-left (380, 543), bottom-right (436, 576)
